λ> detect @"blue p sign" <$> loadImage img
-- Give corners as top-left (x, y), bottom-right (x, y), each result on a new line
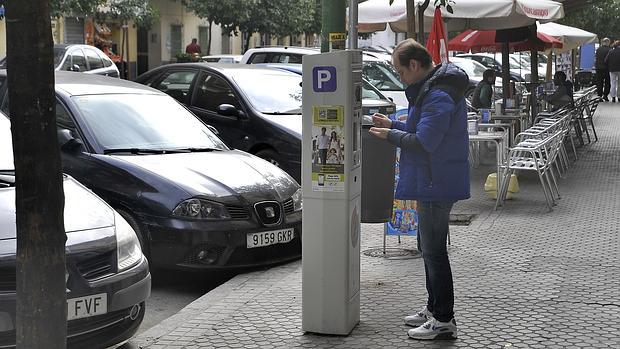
top-left (312, 66), bottom-right (337, 92)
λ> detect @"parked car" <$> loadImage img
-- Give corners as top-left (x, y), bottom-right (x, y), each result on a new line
top-left (0, 71), bottom-right (302, 271)
top-left (361, 59), bottom-right (408, 106)
top-left (450, 56), bottom-right (504, 100)
top-left (135, 63), bottom-right (305, 183)
top-left (201, 55), bottom-right (242, 64)
top-left (0, 113), bottom-right (150, 348)
top-left (240, 46), bottom-right (319, 64)
top-left (260, 63), bottom-right (400, 112)
top-left (457, 53), bottom-right (526, 81)
top-left (0, 44), bottom-right (119, 77)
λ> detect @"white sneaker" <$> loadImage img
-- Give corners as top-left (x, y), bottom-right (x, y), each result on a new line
top-left (407, 318), bottom-right (458, 340)
top-left (403, 306), bottom-right (433, 327)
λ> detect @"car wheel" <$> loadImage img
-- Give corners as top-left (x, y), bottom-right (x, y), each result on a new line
top-left (255, 149), bottom-right (282, 168)
top-left (116, 209), bottom-right (150, 261)
top-left (465, 87), bottom-right (475, 102)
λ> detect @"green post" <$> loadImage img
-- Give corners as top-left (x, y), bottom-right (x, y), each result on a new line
top-left (321, 0), bottom-right (347, 53)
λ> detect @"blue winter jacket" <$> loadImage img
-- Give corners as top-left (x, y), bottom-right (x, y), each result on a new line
top-left (387, 63), bottom-right (470, 202)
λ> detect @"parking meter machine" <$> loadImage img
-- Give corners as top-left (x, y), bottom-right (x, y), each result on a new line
top-left (301, 50), bottom-right (363, 335)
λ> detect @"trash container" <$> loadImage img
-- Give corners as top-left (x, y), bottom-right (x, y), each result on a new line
top-left (361, 115), bottom-right (396, 223)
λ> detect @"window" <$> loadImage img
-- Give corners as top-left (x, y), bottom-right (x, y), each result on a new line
top-left (152, 70), bottom-right (198, 104)
top-left (170, 25), bottom-right (183, 55)
top-left (69, 50), bottom-right (88, 72)
top-left (56, 101), bottom-right (79, 136)
top-left (97, 51), bottom-right (114, 67)
top-left (193, 73), bottom-right (241, 113)
top-left (248, 53), bottom-right (268, 64)
top-left (84, 48), bottom-right (104, 70)
top-left (198, 26), bottom-right (210, 53)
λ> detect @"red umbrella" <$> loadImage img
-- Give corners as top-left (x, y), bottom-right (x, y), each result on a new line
top-left (448, 29), bottom-right (563, 53)
top-left (426, 7), bottom-right (449, 64)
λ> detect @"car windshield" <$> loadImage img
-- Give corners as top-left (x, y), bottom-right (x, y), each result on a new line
top-left (362, 80), bottom-right (385, 100)
top-left (232, 71), bottom-right (302, 114)
top-left (0, 115), bottom-right (14, 171)
top-left (452, 59), bottom-right (486, 79)
top-left (363, 62), bottom-right (406, 91)
top-left (72, 94), bottom-right (227, 152)
top-left (53, 47), bottom-right (67, 68)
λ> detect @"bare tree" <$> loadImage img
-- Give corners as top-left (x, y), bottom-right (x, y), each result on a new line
top-left (4, 0), bottom-right (67, 347)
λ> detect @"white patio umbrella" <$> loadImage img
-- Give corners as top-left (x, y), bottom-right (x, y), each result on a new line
top-left (537, 21), bottom-right (597, 52)
top-left (355, 0), bottom-right (564, 32)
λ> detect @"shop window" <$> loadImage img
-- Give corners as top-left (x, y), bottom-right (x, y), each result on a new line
top-left (170, 25), bottom-right (183, 55)
top-left (84, 48), bottom-right (104, 70)
top-left (193, 74), bottom-right (241, 113)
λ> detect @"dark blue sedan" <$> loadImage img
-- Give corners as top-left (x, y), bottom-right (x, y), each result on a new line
top-left (0, 71), bottom-right (302, 271)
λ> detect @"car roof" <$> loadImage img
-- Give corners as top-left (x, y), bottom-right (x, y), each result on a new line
top-left (244, 46), bottom-right (320, 55)
top-left (144, 62), bottom-right (301, 78)
top-left (0, 69), bottom-right (163, 96)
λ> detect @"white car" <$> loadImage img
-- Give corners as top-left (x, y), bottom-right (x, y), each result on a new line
top-left (201, 54), bottom-right (242, 64)
top-left (240, 46), bottom-right (320, 64)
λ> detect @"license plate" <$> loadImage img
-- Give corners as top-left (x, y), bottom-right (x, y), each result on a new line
top-left (247, 228), bottom-right (294, 249)
top-left (67, 293), bottom-right (107, 320)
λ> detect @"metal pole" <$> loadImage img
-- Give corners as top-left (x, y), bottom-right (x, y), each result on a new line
top-left (530, 50), bottom-right (539, 121)
top-left (321, 0), bottom-right (346, 53)
top-left (349, 0), bottom-right (358, 49)
top-left (417, 0), bottom-right (430, 44)
top-left (406, 0), bottom-right (416, 39)
top-left (502, 42), bottom-right (510, 113)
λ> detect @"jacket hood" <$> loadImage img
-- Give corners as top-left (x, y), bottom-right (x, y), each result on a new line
top-left (406, 63), bottom-right (470, 107)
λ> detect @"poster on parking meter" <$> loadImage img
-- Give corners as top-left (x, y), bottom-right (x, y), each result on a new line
top-left (311, 105), bottom-right (345, 192)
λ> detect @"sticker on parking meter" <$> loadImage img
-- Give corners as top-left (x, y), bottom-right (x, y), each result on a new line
top-left (311, 105), bottom-right (345, 192)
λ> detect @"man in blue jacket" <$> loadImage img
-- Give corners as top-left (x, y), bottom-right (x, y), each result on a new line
top-left (369, 38), bottom-right (470, 340)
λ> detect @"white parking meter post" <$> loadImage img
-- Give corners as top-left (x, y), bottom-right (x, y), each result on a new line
top-left (301, 50), bottom-right (363, 335)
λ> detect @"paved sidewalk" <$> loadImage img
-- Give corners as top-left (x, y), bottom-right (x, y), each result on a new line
top-left (134, 104), bottom-right (620, 348)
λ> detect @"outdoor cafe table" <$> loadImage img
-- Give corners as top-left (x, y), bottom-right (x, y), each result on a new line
top-left (469, 128), bottom-right (509, 209)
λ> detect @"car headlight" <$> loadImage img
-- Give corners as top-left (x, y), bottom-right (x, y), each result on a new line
top-left (115, 212), bottom-right (142, 272)
top-left (172, 198), bottom-right (231, 220)
top-left (292, 188), bottom-right (302, 212)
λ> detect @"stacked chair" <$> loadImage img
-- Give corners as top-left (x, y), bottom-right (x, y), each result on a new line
top-left (495, 87), bottom-right (601, 211)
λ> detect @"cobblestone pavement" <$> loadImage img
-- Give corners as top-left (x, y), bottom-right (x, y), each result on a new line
top-left (134, 103), bottom-right (620, 348)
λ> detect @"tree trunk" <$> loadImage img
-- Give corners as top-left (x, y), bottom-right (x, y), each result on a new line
top-left (5, 1), bottom-right (67, 348)
top-left (207, 20), bottom-right (213, 56)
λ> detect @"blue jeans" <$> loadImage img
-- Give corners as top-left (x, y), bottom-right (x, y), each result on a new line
top-left (416, 201), bottom-right (455, 322)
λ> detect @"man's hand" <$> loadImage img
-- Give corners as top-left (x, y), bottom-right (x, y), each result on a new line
top-left (372, 113), bottom-right (392, 128)
top-left (369, 127), bottom-right (390, 139)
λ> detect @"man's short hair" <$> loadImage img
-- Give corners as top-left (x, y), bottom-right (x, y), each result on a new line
top-left (393, 38), bottom-right (432, 68)
top-left (192, 38), bottom-right (198, 42)
top-left (483, 69), bottom-right (496, 80)
top-left (603, 38), bottom-right (611, 45)
top-left (554, 71), bottom-right (567, 82)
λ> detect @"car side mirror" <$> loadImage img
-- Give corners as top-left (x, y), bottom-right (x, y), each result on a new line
top-left (217, 104), bottom-right (240, 117)
top-left (72, 64), bottom-right (81, 72)
top-left (57, 129), bottom-right (83, 152)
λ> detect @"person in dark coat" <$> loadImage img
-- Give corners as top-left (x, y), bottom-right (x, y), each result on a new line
top-left (595, 38), bottom-right (611, 101)
top-left (471, 69), bottom-right (496, 109)
top-left (605, 40), bottom-right (620, 103)
top-left (369, 38), bottom-right (470, 341)
top-left (545, 71), bottom-right (574, 110)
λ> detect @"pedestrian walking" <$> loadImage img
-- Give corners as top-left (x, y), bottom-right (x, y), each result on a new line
top-left (605, 40), bottom-right (620, 103)
top-left (595, 38), bottom-right (612, 101)
top-left (368, 38), bottom-right (470, 340)
top-left (185, 38), bottom-right (202, 55)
